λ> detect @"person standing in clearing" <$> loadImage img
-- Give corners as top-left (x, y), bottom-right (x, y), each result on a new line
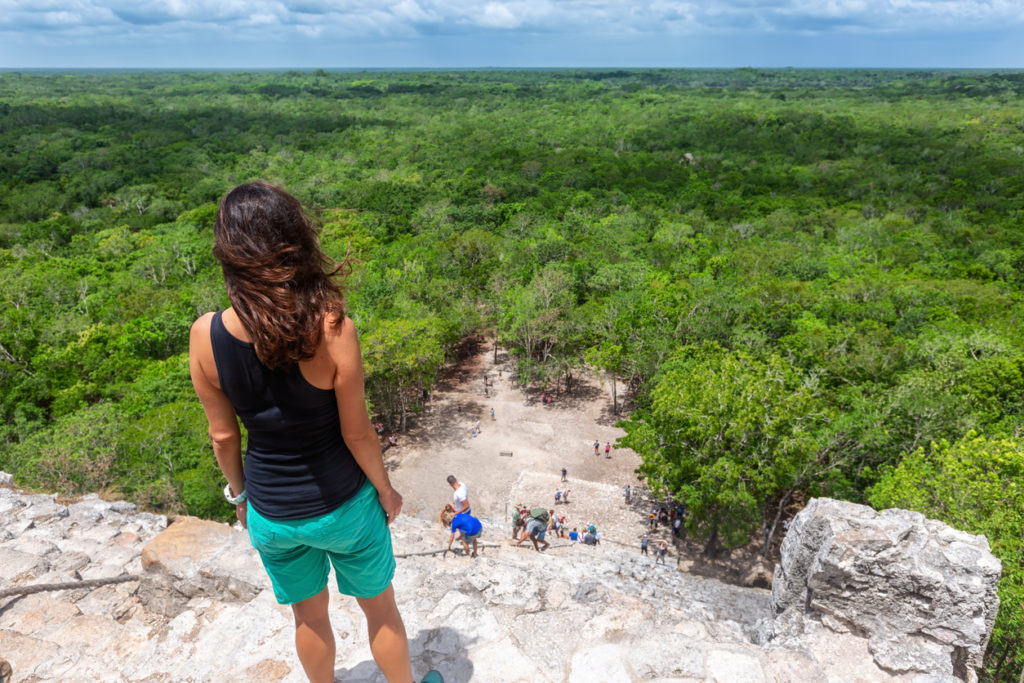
top-left (593, 440), bottom-right (599, 456)
top-left (446, 475), bottom-right (470, 515)
top-left (605, 442), bottom-right (611, 457)
top-left (560, 467), bottom-right (567, 482)
top-left (490, 407), bottom-right (495, 421)
top-left (624, 485), bottom-right (631, 505)
top-left (189, 182), bottom-right (413, 682)
top-left (641, 534), bottom-right (649, 556)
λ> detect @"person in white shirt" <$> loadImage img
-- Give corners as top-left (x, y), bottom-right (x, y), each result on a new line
top-left (446, 475), bottom-right (470, 515)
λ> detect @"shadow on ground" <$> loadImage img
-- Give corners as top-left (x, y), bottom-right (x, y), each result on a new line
top-left (334, 626), bottom-right (473, 683)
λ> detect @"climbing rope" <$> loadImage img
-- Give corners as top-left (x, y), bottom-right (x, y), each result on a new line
top-left (394, 543), bottom-right (502, 559)
top-left (0, 574), bottom-right (139, 599)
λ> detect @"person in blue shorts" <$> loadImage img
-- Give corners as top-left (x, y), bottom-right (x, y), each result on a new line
top-left (190, 182), bottom-right (439, 683)
top-left (447, 510), bottom-right (483, 558)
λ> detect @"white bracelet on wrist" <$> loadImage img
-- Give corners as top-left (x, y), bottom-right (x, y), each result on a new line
top-left (224, 484), bottom-right (247, 505)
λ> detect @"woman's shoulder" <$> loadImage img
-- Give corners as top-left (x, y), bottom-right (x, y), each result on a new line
top-left (321, 313), bottom-right (357, 350)
top-left (191, 311), bottom-right (217, 331)
top-left (189, 311), bottom-right (217, 346)
top-left (322, 311), bottom-right (353, 333)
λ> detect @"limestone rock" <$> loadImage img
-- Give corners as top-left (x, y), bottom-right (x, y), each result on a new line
top-left (771, 497), bottom-right (1001, 681)
top-left (0, 486), bottom-right (1005, 682)
top-left (138, 515), bottom-right (269, 616)
top-left (0, 548), bottom-right (50, 582)
top-left (0, 471), bottom-right (14, 487)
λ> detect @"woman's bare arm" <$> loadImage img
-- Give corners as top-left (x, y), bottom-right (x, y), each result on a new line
top-left (189, 313), bottom-right (247, 525)
top-left (328, 316), bottom-right (403, 524)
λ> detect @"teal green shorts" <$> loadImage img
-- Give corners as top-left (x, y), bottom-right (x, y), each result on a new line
top-left (246, 481), bottom-right (396, 605)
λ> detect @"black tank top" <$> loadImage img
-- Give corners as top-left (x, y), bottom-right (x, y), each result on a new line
top-left (209, 310), bottom-right (365, 520)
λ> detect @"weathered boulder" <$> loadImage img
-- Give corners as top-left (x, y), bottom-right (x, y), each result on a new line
top-left (769, 498), bottom-right (1001, 682)
top-left (138, 516), bottom-right (269, 616)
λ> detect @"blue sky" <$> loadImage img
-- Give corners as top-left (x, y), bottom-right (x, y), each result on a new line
top-left (1, 1), bottom-right (1021, 69)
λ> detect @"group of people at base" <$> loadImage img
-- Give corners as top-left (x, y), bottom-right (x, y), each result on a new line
top-left (569, 524), bottom-right (601, 545)
top-left (649, 503), bottom-right (687, 537)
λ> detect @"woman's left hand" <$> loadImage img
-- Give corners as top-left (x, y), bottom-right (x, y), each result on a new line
top-left (378, 486), bottom-right (403, 525)
top-left (236, 502), bottom-right (248, 529)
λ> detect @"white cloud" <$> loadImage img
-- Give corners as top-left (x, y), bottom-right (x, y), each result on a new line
top-left (390, 0), bottom-right (435, 23)
top-left (0, 0), bottom-right (1021, 42)
top-left (477, 3), bottom-right (521, 29)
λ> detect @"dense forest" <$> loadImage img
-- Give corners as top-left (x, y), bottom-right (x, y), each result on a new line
top-left (1, 68), bottom-right (1023, 679)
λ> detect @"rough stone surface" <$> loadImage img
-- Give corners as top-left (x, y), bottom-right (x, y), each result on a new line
top-left (138, 515), bottom-right (268, 616)
top-left (0, 487), bottom-right (1002, 682)
top-left (769, 497), bottom-right (1001, 682)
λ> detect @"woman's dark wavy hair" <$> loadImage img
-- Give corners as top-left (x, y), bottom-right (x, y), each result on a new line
top-left (213, 181), bottom-right (348, 369)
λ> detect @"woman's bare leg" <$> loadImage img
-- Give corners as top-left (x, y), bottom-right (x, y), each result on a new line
top-left (355, 584), bottom-right (413, 683)
top-left (291, 588), bottom-right (336, 683)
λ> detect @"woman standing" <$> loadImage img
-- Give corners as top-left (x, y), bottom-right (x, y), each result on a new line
top-left (189, 182), bottom-right (436, 682)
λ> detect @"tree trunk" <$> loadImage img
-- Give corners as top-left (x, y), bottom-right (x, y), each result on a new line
top-left (764, 488), bottom-right (795, 557)
top-left (399, 391), bottom-right (408, 432)
top-left (611, 375), bottom-right (618, 414)
top-left (703, 524), bottom-right (721, 558)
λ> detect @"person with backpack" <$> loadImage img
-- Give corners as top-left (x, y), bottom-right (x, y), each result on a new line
top-left (515, 507), bottom-right (550, 551)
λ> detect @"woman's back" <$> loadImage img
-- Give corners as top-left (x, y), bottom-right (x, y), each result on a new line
top-left (209, 309), bottom-right (365, 520)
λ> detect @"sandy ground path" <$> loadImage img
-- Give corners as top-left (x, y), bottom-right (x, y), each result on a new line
top-left (383, 339), bottom-right (774, 586)
top-left (384, 340), bottom-right (646, 537)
